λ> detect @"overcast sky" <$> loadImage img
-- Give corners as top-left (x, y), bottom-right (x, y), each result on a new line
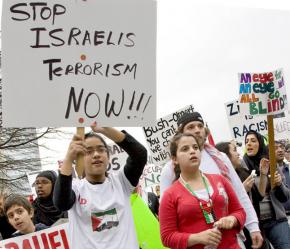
top-left (2, 0), bottom-right (290, 169)
top-left (156, 0), bottom-right (290, 138)
top-left (125, 0), bottom-right (290, 144)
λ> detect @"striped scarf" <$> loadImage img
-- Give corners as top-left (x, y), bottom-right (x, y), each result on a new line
top-left (204, 143), bottom-right (231, 181)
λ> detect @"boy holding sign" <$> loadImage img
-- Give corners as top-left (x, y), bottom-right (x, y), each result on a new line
top-left (53, 122), bottom-right (147, 249)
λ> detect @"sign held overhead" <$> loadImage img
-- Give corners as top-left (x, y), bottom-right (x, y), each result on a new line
top-left (2, 0), bottom-right (156, 127)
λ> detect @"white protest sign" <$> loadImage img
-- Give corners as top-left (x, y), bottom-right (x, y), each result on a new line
top-left (107, 143), bottom-right (128, 172)
top-left (106, 143), bottom-right (154, 173)
top-left (0, 223), bottom-right (70, 249)
top-left (2, 0), bottom-right (156, 127)
top-left (142, 105), bottom-right (195, 166)
top-left (274, 114), bottom-right (290, 141)
top-left (238, 69), bottom-right (288, 116)
top-left (225, 100), bottom-right (290, 143)
top-left (225, 100), bottom-right (268, 143)
top-left (139, 164), bottom-right (162, 190)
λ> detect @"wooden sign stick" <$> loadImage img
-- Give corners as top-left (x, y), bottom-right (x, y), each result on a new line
top-left (267, 115), bottom-right (276, 189)
top-left (76, 127), bottom-right (85, 178)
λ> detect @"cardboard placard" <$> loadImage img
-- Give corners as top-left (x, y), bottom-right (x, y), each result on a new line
top-left (142, 105), bottom-right (195, 166)
top-left (238, 69), bottom-right (288, 116)
top-left (2, 0), bottom-right (156, 127)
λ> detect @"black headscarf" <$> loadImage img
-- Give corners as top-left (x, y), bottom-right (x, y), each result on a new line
top-left (243, 130), bottom-right (268, 176)
top-left (32, 170), bottom-right (67, 226)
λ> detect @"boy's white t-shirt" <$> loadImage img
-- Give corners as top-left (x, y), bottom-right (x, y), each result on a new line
top-left (68, 170), bottom-right (138, 249)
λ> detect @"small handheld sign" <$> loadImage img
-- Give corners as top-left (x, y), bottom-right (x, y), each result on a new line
top-left (238, 69), bottom-right (288, 189)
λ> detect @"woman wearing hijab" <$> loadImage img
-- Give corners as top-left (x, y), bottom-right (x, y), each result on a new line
top-left (243, 130), bottom-right (290, 249)
top-left (32, 170), bottom-right (67, 226)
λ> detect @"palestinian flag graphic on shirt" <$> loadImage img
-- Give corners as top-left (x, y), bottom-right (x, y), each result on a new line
top-left (91, 208), bottom-right (119, 232)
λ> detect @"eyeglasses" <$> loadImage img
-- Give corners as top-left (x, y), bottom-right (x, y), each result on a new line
top-left (85, 146), bottom-right (108, 156)
top-left (34, 180), bottom-right (51, 186)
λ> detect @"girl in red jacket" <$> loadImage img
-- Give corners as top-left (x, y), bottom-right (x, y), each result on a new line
top-left (159, 133), bottom-right (246, 249)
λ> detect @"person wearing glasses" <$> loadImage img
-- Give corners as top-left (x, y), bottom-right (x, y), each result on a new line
top-left (53, 122), bottom-right (147, 249)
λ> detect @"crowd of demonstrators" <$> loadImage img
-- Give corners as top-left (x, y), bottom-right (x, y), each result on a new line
top-left (32, 170), bottom-right (67, 226)
top-left (0, 171), bottom-right (69, 240)
top-left (0, 191), bottom-right (16, 239)
top-left (0, 185), bottom-right (65, 241)
top-left (243, 131), bottom-right (290, 249)
top-left (217, 131), bottom-right (290, 249)
top-left (0, 122), bottom-right (158, 248)
top-left (0, 183), bottom-right (67, 241)
top-left (216, 141), bottom-right (269, 249)
top-left (160, 112), bottom-right (263, 248)
top-left (3, 194), bottom-right (48, 237)
top-left (159, 133), bottom-right (246, 249)
top-left (2, 116), bottom-right (290, 249)
top-left (53, 122), bottom-right (147, 249)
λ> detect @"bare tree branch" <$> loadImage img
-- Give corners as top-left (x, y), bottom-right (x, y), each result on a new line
top-left (0, 127), bottom-right (51, 149)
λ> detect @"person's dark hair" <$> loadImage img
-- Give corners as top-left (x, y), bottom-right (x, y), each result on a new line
top-left (84, 132), bottom-right (110, 157)
top-left (35, 170), bottom-right (57, 198)
top-left (176, 112), bottom-right (203, 132)
top-left (4, 194), bottom-right (33, 216)
top-left (170, 133), bottom-right (201, 180)
top-left (243, 130), bottom-right (268, 175)
top-left (245, 130), bottom-right (268, 158)
top-left (84, 132), bottom-right (110, 177)
top-left (36, 170), bottom-right (57, 183)
top-left (177, 112), bottom-right (204, 128)
top-left (275, 140), bottom-right (285, 148)
top-left (215, 142), bottom-right (231, 158)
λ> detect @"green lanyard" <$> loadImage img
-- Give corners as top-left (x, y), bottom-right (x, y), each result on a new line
top-left (180, 173), bottom-right (217, 224)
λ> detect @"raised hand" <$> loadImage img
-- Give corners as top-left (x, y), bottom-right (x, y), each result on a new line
top-left (65, 134), bottom-right (86, 162)
top-left (89, 121), bottom-right (125, 143)
top-left (90, 121), bottom-right (107, 134)
top-left (259, 158), bottom-right (269, 176)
